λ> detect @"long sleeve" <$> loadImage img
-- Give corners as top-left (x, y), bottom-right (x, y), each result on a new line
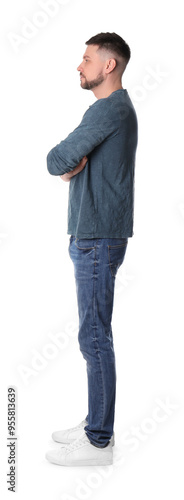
top-left (46, 89), bottom-right (138, 239)
top-left (47, 99), bottom-right (119, 175)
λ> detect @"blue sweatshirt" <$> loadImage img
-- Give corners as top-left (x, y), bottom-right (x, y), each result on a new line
top-left (47, 89), bottom-right (138, 239)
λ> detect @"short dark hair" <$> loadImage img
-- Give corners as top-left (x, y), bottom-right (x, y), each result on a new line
top-left (85, 32), bottom-right (131, 64)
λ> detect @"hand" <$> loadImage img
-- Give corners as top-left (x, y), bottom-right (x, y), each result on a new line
top-left (60, 156), bottom-right (88, 182)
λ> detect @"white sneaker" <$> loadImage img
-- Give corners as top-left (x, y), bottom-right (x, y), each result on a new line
top-left (52, 419), bottom-right (87, 444)
top-left (52, 420), bottom-right (115, 446)
top-left (46, 431), bottom-right (113, 466)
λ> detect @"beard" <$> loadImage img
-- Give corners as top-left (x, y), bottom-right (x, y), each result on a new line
top-left (80, 72), bottom-right (105, 90)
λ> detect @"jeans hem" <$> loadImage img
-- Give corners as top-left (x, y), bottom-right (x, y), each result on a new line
top-left (85, 432), bottom-right (110, 448)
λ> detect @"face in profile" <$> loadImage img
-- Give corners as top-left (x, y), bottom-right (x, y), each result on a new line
top-left (77, 45), bottom-right (106, 90)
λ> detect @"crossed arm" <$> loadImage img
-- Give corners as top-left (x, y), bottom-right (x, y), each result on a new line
top-left (60, 156), bottom-right (88, 182)
top-left (47, 98), bottom-right (113, 179)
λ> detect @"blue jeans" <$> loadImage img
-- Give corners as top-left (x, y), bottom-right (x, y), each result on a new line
top-left (69, 236), bottom-right (128, 447)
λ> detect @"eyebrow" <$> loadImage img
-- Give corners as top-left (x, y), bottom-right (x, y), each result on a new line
top-left (83, 55), bottom-right (91, 59)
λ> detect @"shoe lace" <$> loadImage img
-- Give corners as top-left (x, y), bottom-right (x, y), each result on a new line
top-left (65, 432), bottom-right (87, 452)
top-left (62, 420), bottom-right (86, 441)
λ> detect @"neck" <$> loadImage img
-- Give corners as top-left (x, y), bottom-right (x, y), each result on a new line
top-left (92, 80), bottom-right (123, 99)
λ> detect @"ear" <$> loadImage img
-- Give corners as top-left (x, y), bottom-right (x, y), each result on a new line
top-left (105, 58), bottom-right (117, 74)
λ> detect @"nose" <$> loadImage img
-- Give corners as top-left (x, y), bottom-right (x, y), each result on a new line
top-left (77, 62), bottom-right (83, 72)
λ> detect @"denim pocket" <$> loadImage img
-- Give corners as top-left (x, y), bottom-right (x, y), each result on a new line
top-left (75, 238), bottom-right (97, 250)
top-left (108, 240), bottom-right (128, 278)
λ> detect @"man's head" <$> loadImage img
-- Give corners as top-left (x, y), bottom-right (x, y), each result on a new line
top-left (77, 32), bottom-right (131, 95)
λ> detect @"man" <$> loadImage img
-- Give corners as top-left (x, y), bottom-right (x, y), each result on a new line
top-left (46, 32), bottom-right (138, 466)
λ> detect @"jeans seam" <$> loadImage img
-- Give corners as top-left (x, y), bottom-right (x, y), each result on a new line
top-left (93, 244), bottom-right (105, 430)
top-left (108, 246), bottom-right (115, 279)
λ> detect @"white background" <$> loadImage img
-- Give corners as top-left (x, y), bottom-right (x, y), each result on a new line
top-left (0, 0), bottom-right (184, 498)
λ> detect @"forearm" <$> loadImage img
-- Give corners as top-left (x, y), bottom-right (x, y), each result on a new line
top-left (47, 98), bottom-right (112, 176)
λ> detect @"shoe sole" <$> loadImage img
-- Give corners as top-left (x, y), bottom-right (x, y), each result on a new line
top-left (66, 459), bottom-right (113, 466)
top-left (46, 456), bottom-right (113, 466)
